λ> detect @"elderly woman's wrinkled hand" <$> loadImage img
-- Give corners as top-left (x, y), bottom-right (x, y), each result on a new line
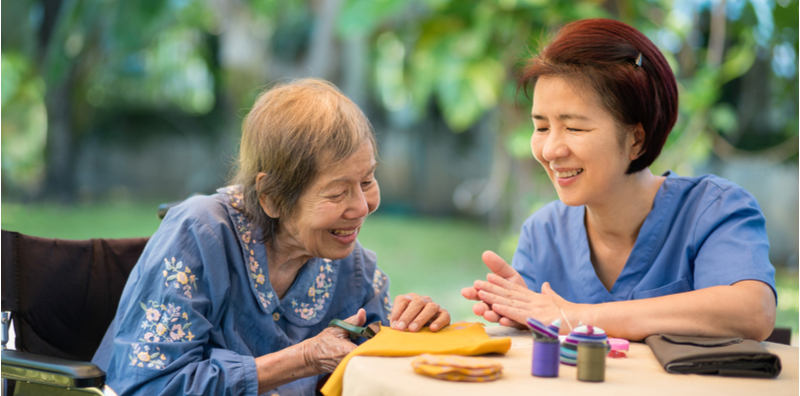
top-left (390, 293), bottom-right (451, 332)
top-left (301, 309), bottom-right (366, 374)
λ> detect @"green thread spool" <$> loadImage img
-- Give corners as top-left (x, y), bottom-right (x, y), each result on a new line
top-left (577, 342), bottom-right (606, 382)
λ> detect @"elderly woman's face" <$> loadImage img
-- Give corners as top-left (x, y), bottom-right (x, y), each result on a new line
top-left (530, 76), bottom-right (637, 207)
top-left (278, 141), bottom-right (380, 260)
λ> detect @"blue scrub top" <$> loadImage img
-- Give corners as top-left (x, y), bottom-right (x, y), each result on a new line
top-left (511, 171), bottom-right (776, 303)
top-left (93, 186), bottom-right (393, 396)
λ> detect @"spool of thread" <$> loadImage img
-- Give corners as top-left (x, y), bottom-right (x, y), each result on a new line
top-left (577, 342), bottom-right (606, 382)
top-left (560, 325), bottom-right (608, 366)
top-left (532, 337), bottom-right (560, 377)
top-left (526, 317), bottom-right (559, 338)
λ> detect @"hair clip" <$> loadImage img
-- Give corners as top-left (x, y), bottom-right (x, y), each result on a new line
top-left (635, 53), bottom-right (643, 67)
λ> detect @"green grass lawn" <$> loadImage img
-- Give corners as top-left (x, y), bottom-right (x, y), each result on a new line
top-left (1, 201), bottom-right (164, 239)
top-left (357, 215), bottom-right (504, 324)
top-left (3, 200), bottom-right (797, 341)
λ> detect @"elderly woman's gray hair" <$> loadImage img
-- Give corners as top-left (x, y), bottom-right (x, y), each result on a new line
top-left (231, 78), bottom-right (377, 244)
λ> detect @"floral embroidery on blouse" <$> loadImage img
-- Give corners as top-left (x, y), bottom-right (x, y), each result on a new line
top-left (224, 187), bottom-right (274, 310)
top-left (290, 259), bottom-right (334, 321)
top-left (372, 268), bottom-right (393, 316)
top-left (138, 301), bottom-right (195, 344)
top-left (129, 343), bottom-right (167, 369)
top-left (162, 257), bottom-right (197, 298)
top-left (131, 300), bottom-right (195, 370)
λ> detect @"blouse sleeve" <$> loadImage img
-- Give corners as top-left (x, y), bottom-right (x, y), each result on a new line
top-left (691, 185), bottom-right (777, 298)
top-left (358, 246), bottom-right (393, 327)
top-left (102, 212), bottom-right (258, 396)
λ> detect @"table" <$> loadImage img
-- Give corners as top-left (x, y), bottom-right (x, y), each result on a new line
top-left (342, 326), bottom-right (799, 396)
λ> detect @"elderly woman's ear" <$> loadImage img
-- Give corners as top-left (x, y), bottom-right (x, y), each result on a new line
top-left (256, 172), bottom-right (280, 218)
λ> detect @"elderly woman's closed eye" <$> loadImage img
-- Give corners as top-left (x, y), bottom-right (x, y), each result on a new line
top-left (93, 78), bottom-right (450, 396)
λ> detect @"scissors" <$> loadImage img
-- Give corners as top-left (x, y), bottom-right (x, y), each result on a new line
top-left (328, 319), bottom-right (381, 340)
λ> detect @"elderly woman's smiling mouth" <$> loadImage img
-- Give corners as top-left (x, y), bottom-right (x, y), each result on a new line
top-left (329, 226), bottom-right (360, 242)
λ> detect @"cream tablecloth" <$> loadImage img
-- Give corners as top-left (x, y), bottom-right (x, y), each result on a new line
top-left (342, 326), bottom-right (798, 396)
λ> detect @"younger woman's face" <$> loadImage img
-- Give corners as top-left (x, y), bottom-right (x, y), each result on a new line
top-left (530, 76), bottom-right (638, 207)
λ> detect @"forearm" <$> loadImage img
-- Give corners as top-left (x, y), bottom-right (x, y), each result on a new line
top-left (255, 342), bottom-right (319, 394)
top-left (576, 281), bottom-right (776, 341)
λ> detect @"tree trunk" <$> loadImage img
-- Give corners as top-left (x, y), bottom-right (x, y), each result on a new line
top-left (39, 0), bottom-right (78, 201)
top-left (304, 0), bottom-right (345, 80)
top-left (43, 76), bottom-right (76, 202)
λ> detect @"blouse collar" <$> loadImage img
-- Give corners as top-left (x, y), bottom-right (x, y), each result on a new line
top-left (217, 186), bottom-right (340, 326)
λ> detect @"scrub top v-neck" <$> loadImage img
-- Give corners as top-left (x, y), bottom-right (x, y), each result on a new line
top-left (511, 171), bottom-right (776, 304)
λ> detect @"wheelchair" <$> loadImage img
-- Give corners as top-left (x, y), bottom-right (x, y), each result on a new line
top-left (1, 230), bottom-right (147, 395)
top-left (0, 199), bottom-right (186, 396)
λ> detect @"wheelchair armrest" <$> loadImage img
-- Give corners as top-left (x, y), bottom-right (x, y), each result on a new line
top-left (157, 200), bottom-right (181, 220)
top-left (1, 349), bottom-right (105, 389)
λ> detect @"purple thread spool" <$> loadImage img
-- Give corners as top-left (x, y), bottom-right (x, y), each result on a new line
top-left (532, 337), bottom-right (560, 377)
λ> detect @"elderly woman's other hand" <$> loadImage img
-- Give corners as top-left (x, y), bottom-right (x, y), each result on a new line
top-left (301, 309), bottom-right (366, 374)
top-left (390, 293), bottom-right (451, 332)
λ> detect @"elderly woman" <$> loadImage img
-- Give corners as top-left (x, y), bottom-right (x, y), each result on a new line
top-left (462, 19), bottom-right (776, 341)
top-left (93, 79), bottom-right (450, 395)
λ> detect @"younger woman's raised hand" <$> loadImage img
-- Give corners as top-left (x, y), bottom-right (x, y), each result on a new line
top-left (475, 276), bottom-right (571, 329)
top-left (460, 251), bottom-right (529, 328)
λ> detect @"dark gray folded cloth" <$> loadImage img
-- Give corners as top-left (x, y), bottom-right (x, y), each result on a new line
top-left (645, 334), bottom-right (782, 378)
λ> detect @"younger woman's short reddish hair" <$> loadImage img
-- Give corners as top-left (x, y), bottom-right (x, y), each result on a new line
top-left (520, 19), bottom-right (678, 174)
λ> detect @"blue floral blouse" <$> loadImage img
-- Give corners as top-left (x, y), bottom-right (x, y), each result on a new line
top-left (93, 186), bottom-right (393, 396)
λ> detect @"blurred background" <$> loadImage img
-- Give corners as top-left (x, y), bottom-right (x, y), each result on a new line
top-left (1, 0), bottom-right (797, 342)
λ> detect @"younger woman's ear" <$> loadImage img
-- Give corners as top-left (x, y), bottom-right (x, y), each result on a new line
top-left (256, 172), bottom-right (279, 218)
top-left (630, 123), bottom-right (646, 161)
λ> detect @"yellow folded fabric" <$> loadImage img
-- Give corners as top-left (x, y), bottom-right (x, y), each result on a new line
top-left (321, 322), bottom-right (511, 396)
top-left (412, 353), bottom-right (503, 382)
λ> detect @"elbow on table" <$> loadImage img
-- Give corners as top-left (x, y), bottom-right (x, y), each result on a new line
top-left (732, 290), bottom-right (776, 342)
top-left (741, 306), bottom-right (776, 342)
top-left (701, 281), bottom-right (776, 341)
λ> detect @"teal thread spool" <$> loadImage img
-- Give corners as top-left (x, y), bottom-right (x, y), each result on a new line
top-left (577, 342), bottom-right (606, 382)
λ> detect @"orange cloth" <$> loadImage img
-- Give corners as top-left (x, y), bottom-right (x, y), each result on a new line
top-left (321, 322), bottom-right (512, 396)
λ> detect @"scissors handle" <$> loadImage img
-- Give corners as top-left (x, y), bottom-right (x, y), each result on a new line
top-left (329, 319), bottom-right (364, 340)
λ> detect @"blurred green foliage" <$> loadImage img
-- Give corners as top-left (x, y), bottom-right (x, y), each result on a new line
top-left (1, 0), bottom-right (797, 198)
top-left (1, 53), bottom-right (47, 190)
